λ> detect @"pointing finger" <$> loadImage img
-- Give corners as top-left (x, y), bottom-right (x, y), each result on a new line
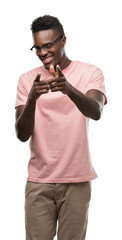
top-left (34, 72), bottom-right (41, 82)
top-left (56, 65), bottom-right (64, 77)
top-left (50, 65), bottom-right (58, 77)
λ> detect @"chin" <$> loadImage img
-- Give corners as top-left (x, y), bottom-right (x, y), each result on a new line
top-left (45, 65), bottom-right (50, 70)
top-left (43, 63), bottom-right (50, 70)
top-left (44, 62), bottom-right (57, 71)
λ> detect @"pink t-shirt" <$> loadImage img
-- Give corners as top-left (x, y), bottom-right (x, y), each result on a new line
top-left (15, 61), bottom-right (107, 183)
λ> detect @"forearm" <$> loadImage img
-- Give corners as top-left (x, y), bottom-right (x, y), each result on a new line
top-left (16, 98), bottom-right (36, 142)
top-left (67, 84), bottom-right (101, 120)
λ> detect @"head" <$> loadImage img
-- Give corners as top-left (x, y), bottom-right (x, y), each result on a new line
top-left (30, 15), bottom-right (67, 70)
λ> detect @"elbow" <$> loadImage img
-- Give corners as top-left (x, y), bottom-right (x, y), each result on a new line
top-left (93, 108), bottom-right (102, 121)
top-left (94, 114), bottom-right (101, 121)
top-left (18, 136), bottom-right (29, 143)
top-left (15, 124), bottom-right (30, 142)
top-left (92, 100), bottom-right (103, 120)
top-left (16, 130), bottom-right (29, 142)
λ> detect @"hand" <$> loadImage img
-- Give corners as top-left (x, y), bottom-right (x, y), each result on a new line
top-left (47, 65), bottom-right (71, 94)
top-left (28, 73), bottom-right (51, 101)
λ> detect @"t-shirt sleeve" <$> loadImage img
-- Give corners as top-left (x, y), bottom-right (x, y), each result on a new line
top-left (15, 75), bottom-right (28, 108)
top-left (85, 67), bottom-right (107, 105)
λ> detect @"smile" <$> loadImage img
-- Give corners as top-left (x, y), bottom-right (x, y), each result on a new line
top-left (42, 56), bottom-right (53, 64)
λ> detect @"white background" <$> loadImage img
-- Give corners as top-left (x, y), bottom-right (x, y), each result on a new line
top-left (0, 0), bottom-right (122, 239)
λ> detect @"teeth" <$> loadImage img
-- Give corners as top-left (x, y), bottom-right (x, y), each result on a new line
top-left (43, 56), bottom-right (53, 64)
top-left (43, 56), bottom-right (52, 60)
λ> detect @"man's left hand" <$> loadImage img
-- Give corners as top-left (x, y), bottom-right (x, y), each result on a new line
top-left (47, 65), bottom-right (70, 94)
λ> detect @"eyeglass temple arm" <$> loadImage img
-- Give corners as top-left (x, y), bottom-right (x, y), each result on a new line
top-left (30, 46), bottom-right (34, 51)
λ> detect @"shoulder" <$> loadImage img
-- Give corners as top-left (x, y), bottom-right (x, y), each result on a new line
top-left (18, 65), bottom-right (46, 90)
top-left (20, 65), bottom-right (43, 80)
top-left (81, 60), bottom-right (100, 70)
top-left (72, 60), bottom-right (101, 73)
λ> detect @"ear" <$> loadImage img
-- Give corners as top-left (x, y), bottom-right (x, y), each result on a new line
top-left (61, 36), bottom-right (66, 47)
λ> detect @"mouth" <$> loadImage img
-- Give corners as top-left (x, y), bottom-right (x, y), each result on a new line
top-left (41, 55), bottom-right (53, 65)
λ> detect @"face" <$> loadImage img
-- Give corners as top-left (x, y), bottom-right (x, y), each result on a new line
top-left (32, 29), bottom-right (66, 69)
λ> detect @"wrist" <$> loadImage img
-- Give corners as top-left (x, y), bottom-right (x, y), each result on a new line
top-left (66, 83), bottom-right (74, 97)
top-left (27, 94), bottom-right (37, 106)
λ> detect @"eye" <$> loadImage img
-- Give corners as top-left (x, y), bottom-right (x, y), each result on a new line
top-left (35, 46), bottom-right (41, 51)
top-left (44, 42), bottom-right (53, 49)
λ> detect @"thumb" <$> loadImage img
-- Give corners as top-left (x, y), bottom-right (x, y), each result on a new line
top-left (34, 72), bottom-right (41, 82)
top-left (56, 65), bottom-right (64, 77)
top-left (49, 65), bottom-right (57, 77)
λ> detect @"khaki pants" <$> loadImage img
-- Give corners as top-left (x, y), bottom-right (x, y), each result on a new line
top-left (25, 181), bottom-right (91, 240)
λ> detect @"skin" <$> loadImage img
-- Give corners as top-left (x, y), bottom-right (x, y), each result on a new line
top-left (15, 29), bottom-right (105, 142)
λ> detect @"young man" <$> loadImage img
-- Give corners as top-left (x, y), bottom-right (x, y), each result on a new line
top-left (15, 15), bottom-right (107, 240)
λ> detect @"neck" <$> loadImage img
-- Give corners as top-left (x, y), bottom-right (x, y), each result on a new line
top-left (59, 53), bottom-right (72, 70)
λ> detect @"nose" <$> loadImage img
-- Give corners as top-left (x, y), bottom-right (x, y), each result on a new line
top-left (38, 47), bottom-right (48, 57)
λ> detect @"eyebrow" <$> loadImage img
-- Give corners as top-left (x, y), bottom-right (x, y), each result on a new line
top-left (31, 41), bottom-right (51, 50)
top-left (35, 41), bottom-right (51, 47)
top-left (30, 35), bottom-right (63, 51)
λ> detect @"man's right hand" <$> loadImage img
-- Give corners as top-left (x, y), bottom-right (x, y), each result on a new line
top-left (15, 73), bottom-right (52, 142)
top-left (28, 73), bottom-right (50, 101)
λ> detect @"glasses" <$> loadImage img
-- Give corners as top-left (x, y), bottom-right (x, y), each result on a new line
top-left (30, 35), bottom-right (63, 54)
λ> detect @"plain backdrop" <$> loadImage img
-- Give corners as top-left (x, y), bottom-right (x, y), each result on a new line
top-left (0, 0), bottom-right (122, 239)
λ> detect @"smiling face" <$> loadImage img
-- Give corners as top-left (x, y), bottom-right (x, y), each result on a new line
top-left (32, 29), bottom-right (66, 70)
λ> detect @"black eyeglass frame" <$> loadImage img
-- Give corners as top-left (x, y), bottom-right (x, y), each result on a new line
top-left (30, 35), bottom-right (63, 53)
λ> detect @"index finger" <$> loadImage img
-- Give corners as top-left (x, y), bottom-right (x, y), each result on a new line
top-left (50, 65), bottom-right (58, 77)
top-left (34, 72), bottom-right (41, 82)
top-left (56, 65), bottom-right (64, 77)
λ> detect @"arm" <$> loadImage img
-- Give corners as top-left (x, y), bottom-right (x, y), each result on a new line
top-left (15, 73), bottom-right (50, 142)
top-left (48, 65), bottom-right (105, 120)
top-left (15, 99), bottom-right (36, 142)
top-left (67, 85), bottom-right (104, 120)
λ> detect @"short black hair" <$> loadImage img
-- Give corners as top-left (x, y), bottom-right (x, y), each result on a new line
top-left (30, 15), bottom-right (65, 36)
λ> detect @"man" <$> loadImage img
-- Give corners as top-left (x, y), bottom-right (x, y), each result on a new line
top-left (15, 15), bottom-right (107, 240)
